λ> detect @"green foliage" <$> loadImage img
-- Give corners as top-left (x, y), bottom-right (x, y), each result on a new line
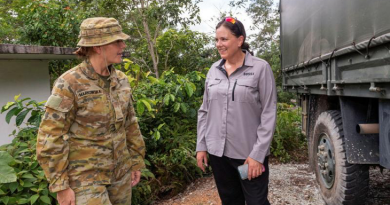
top-left (258, 41), bottom-right (295, 104)
top-left (0, 96), bottom-right (57, 205)
top-left (18, 0), bottom-right (81, 47)
top-left (156, 29), bottom-right (219, 75)
top-left (0, 151), bottom-right (17, 184)
top-left (0, 0), bottom-right (209, 81)
top-left (1, 94), bottom-right (44, 128)
top-left (122, 0), bottom-right (202, 78)
top-left (246, 0), bottom-right (280, 54)
top-left (123, 62), bottom-right (206, 203)
top-left (271, 103), bottom-right (305, 162)
top-left (278, 89), bottom-right (296, 104)
top-left (0, 0), bottom-right (28, 42)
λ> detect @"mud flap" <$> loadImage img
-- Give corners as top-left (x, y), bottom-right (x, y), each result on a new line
top-left (339, 97), bottom-right (379, 164)
top-left (379, 99), bottom-right (390, 169)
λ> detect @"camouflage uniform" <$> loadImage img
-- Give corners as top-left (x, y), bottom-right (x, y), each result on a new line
top-left (36, 17), bottom-right (145, 205)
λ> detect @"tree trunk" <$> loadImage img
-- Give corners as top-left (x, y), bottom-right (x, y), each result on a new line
top-left (138, 0), bottom-right (160, 78)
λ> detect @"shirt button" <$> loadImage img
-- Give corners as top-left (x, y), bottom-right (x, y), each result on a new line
top-left (224, 108), bottom-right (227, 110)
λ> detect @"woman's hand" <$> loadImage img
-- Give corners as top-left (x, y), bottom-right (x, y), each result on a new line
top-left (244, 157), bottom-right (263, 180)
top-left (57, 188), bottom-right (75, 205)
top-left (131, 170), bottom-right (141, 187)
top-left (196, 151), bottom-right (208, 172)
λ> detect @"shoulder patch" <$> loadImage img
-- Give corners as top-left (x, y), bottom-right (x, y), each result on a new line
top-left (46, 95), bottom-right (63, 108)
top-left (45, 95), bottom-right (74, 112)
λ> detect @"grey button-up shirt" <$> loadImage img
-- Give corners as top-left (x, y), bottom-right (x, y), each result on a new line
top-left (196, 51), bottom-right (277, 163)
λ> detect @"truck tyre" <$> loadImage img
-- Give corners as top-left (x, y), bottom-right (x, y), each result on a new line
top-left (313, 110), bottom-right (369, 205)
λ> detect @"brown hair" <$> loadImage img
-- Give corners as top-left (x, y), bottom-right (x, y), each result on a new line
top-left (216, 17), bottom-right (253, 55)
top-left (73, 47), bottom-right (95, 59)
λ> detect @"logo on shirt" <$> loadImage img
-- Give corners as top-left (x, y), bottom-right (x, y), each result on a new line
top-left (77, 90), bottom-right (102, 97)
top-left (243, 72), bottom-right (254, 76)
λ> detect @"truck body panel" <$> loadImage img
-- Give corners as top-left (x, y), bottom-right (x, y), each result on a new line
top-left (281, 0), bottom-right (390, 69)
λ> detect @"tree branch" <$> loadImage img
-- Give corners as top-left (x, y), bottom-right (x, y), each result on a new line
top-left (164, 40), bottom-right (174, 70)
top-left (131, 56), bottom-right (153, 73)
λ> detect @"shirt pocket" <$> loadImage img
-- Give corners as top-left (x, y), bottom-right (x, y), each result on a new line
top-left (207, 79), bottom-right (222, 100)
top-left (75, 91), bottom-right (111, 138)
top-left (235, 79), bottom-right (258, 103)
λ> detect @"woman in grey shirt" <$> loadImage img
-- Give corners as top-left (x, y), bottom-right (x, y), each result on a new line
top-left (196, 17), bottom-right (277, 205)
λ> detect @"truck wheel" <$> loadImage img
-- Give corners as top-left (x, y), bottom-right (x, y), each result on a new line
top-left (313, 110), bottom-right (369, 205)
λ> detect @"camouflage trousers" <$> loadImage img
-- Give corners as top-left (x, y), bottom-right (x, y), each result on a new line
top-left (71, 171), bottom-right (132, 205)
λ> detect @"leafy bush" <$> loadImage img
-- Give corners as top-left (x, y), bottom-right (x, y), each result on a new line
top-left (18, 0), bottom-right (81, 47)
top-left (277, 88), bottom-right (296, 104)
top-left (124, 61), bottom-right (206, 203)
top-left (271, 103), bottom-right (305, 162)
top-left (0, 95), bottom-right (56, 205)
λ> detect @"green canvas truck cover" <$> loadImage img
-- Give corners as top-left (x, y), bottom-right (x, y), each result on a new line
top-left (281, 0), bottom-right (390, 69)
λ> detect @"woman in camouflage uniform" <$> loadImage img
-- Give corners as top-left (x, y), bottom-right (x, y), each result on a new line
top-left (37, 17), bottom-right (146, 205)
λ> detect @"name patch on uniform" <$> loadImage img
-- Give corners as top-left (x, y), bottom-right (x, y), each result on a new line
top-left (243, 72), bottom-right (254, 76)
top-left (77, 90), bottom-right (102, 97)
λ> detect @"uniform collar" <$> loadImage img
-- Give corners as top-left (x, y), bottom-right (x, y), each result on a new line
top-left (80, 60), bottom-right (118, 80)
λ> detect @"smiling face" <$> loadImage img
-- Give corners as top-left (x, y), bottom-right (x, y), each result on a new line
top-left (101, 40), bottom-right (127, 64)
top-left (215, 26), bottom-right (244, 60)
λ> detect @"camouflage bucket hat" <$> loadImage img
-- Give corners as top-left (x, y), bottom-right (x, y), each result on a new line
top-left (77, 17), bottom-right (130, 47)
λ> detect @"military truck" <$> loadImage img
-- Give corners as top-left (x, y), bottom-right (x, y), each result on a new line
top-left (280, 0), bottom-right (390, 204)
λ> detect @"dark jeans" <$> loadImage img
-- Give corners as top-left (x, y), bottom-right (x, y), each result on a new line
top-left (209, 154), bottom-right (270, 205)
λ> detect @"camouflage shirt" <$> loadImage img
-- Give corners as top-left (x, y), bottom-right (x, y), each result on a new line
top-left (37, 61), bottom-right (145, 193)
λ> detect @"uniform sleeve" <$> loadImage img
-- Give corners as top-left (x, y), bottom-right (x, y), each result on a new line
top-left (196, 78), bottom-right (209, 152)
top-left (249, 62), bottom-right (277, 163)
top-left (125, 95), bottom-right (146, 171)
top-left (36, 79), bottom-right (76, 193)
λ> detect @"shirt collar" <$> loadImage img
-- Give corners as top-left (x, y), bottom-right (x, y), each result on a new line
top-left (80, 60), bottom-right (118, 81)
top-left (215, 50), bottom-right (254, 74)
top-left (216, 50), bottom-right (254, 69)
top-left (243, 50), bottom-right (254, 67)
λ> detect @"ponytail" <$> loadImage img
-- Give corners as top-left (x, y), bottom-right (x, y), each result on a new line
top-left (241, 42), bottom-right (253, 55)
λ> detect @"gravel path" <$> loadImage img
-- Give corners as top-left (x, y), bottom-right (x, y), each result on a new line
top-left (155, 163), bottom-right (390, 205)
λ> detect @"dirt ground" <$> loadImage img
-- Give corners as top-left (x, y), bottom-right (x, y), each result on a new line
top-left (155, 163), bottom-right (390, 205)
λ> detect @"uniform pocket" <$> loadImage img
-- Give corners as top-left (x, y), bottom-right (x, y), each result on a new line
top-left (207, 79), bottom-right (222, 100)
top-left (75, 91), bottom-right (111, 137)
top-left (235, 79), bottom-right (258, 103)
